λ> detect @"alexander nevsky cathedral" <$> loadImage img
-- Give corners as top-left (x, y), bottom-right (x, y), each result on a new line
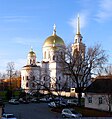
top-left (21, 16), bottom-right (86, 93)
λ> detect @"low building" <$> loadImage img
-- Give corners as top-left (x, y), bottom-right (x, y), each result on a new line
top-left (85, 77), bottom-right (112, 112)
top-left (0, 77), bottom-right (21, 90)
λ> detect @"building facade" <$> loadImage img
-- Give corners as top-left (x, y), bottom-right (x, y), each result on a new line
top-left (21, 16), bottom-right (86, 93)
top-left (85, 77), bottom-right (112, 112)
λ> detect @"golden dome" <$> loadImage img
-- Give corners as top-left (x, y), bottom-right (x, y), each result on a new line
top-left (28, 48), bottom-right (36, 57)
top-left (43, 34), bottom-right (65, 46)
top-left (43, 24), bottom-right (65, 47)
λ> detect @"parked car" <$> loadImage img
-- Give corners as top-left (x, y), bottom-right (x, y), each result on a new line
top-left (30, 98), bottom-right (40, 103)
top-left (58, 101), bottom-right (67, 107)
top-left (53, 97), bottom-right (64, 101)
top-left (8, 99), bottom-right (19, 105)
top-left (48, 101), bottom-right (67, 108)
top-left (0, 99), bottom-right (5, 107)
top-left (62, 108), bottom-right (82, 118)
top-left (39, 98), bottom-right (50, 102)
top-left (67, 99), bottom-right (78, 106)
top-left (48, 102), bottom-right (56, 108)
top-left (19, 98), bottom-right (29, 104)
top-left (1, 113), bottom-right (17, 119)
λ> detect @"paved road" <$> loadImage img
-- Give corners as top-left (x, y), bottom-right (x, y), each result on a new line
top-left (4, 102), bottom-right (61, 119)
top-left (4, 103), bottom-right (111, 119)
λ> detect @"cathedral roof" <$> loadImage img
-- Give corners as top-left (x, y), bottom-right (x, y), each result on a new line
top-left (23, 64), bottom-right (38, 68)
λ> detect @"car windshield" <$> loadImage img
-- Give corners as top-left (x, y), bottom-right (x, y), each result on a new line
top-left (7, 115), bottom-right (15, 118)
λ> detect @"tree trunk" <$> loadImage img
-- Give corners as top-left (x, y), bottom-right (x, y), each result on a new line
top-left (78, 92), bottom-right (82, 106)
top-left (109, 105), bottom-right (111, 114)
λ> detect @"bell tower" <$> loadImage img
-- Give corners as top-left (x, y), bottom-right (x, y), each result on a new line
top-left (27, 48), bottom-right (36, 65)
top-left (72, 15), bottom-right (86, 59)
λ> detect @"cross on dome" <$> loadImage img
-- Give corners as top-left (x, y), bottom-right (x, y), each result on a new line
top-left (30, 46), bottom-right (33, 52)
top-left (53, 24), bottom-right (56, 35)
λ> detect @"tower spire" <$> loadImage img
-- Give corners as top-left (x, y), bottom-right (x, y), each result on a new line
top-left (77, 14), bottom-right (80, 34)
top-left (53, 24), bottom-right (56, 35)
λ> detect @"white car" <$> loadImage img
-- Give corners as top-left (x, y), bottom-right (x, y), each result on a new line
top-left (1, 114), bottom-right (17, 119)
top-left (48, 101), bottom-right (67, 108)
top-left (62, 108), bottom-right (82, 118)
top-left (48, 102), bottom-right (56, 108)
top-left (9, 99), bottom-right (19, 105)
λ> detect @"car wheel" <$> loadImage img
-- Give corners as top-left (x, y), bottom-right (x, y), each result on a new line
top-left (62, 114), bottom-right (66, 118)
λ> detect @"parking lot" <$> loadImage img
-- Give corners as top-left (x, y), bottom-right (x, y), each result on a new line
top-left (4, 102), bottom-right (61, 119)
top-left (3, 101), bottom-right (112, 119)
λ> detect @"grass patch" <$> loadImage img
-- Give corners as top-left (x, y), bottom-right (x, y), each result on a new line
top-left (51, 105), bottom-right (112, 117)
top-left (72, 106), bottom-right (112, 117)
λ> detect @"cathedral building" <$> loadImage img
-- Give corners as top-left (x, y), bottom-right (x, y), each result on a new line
top-left (21, 16), bottom-right (86, 93)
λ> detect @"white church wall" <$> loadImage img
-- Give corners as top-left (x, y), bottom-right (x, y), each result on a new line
top-left (21, 66), bottom-right (40, 93)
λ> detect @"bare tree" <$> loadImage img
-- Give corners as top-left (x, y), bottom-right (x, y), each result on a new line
top-left (0, 72), bottom-right (6, 90)
top-left (29, 72), bottom-right (68, 105)
top-left (97, 64), bottom-right (112, 76)
top-left (60, 44), bottom-right (107, 105)
top-left (0, 72), bottom-right (3, 79)
top-left (6, 62), bottom-right (15, 89)
top-left (102, 94), bottom-right (112, 113)
top-left (28, 69), bottom-right (41, 94)
top-left (0, 72), bottom-right (7, 79)
top-left (97, 65), bottom-right (112, 113)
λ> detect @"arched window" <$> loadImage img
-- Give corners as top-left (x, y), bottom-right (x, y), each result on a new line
top-left (48, 51), bottom-right (50, 58)
top-left (26, 82), bottom-right (28, 87)
top-left (30, 59), bottom-right (32, 64)
top-left (26, 76), bottom-right (29, 80)
top-left (43, 77), bottom-right (45, 81)
top-left (99, 97), bottom-right (103, 104)
top-left (32, 83), bottom-right (35, 87)
top-left (53, 55), bottom-right (55, 60)
top-left (75, 39), bottom-right (77, 43)
top-left (33, 76), bottom-right (35, 80)
top-left (51, 84), bottom-right (54, 88)
top-left (23, 76), bottom-right (24, 80)
top-left (44, 51), bottom-right (46, 59)
top-left (57, 56), bottom-right (58, 61)
top-left (33, 59), bottom-right (35, 63)
top-left (59, 76), bottom-right (61, 80)
top-left (60, 52), bottom-right (63, 58)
